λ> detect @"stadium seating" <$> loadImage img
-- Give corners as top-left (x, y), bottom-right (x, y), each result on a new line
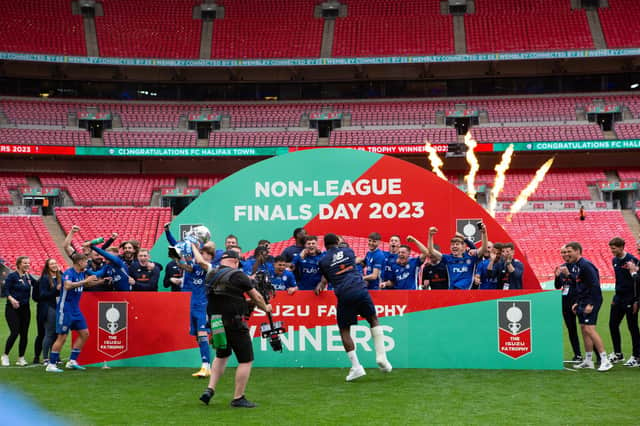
top-left (329, 128), bottom-right (457, 145)
top-left (95, 0), bottom-right (201, 58)
top-left (617, 169), bottom-right (640, 181)
top-left (475, 169), bottom-right (605, 201)
top-left (0, 100), bottom-right (77, 126)
top-left (471, 124), bottom-right (604, 143)
top-left (0, 128), bottom-right (91, 146)
top-left (0, 0), bottom-right (86, 56)
top-left (466, 0), bottom-right (593, 53)
top-left (211, 0), bottom-right (322, 58)
top-left (613, 123), bottom-right (640, 140)
top-left (103, 130), bottom-right (198, 147)
top-left (55, 207), bottom-right (172, 252)
top-left (5, 95), bottom-right (640, 130)
top-left (0, 216), bottom-right (67, 273)
top-left (496, 210), bottom-right (636, 282)
top-left (187, 176), bottom-right (226, 191)
top-left (209, 131), bottom-right (317, 147)
top-left (0, 174), bottom-right (28, 205)
top-left (599, 0), bottom-right (640, 48)
top-left (333, 0), bottom-right (454, 56)
top-left (39, 175), bottom-right (175, 207)
top-left (332, 0), bottom-right (454, 57)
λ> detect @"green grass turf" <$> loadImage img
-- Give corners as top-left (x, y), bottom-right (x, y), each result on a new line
top-left (1, 291), bottom-right (638, 425)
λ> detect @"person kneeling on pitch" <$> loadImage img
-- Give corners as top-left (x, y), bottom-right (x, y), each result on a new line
top-left (199, 250), bottom-right (272, 408)
top-left (315, 233), bottom-right (392, 382)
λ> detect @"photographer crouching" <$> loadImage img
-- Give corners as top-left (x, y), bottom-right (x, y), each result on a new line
top-left (198, 250), bottom-right (272, 408)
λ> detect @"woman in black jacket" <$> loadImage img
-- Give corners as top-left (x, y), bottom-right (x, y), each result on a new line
top-left (33, 258), bottom-right (62, 365)
top-left (1, 256), bottom-right (36, 367)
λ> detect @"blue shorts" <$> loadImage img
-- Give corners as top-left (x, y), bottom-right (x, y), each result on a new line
top-left (190, 306), bottom-right (210, 336)
top-left (577, 302), bottom-right (601, 325)
top-left (336, 289), bottom-right (376, 329)
top-left (56, 311), bottom-right (87, 334)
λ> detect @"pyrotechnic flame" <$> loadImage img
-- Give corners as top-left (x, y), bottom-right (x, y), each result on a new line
top-left (506, 157), bottom-right (555, 222)
top-left (488, 144), bottom-right (514, 217)
top-left (424, 140), bottom-right (447, 181)
top-left (463, 132), bottom-right (480, 200)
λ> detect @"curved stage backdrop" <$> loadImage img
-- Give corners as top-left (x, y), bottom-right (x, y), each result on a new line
top-left (78, 149), bottom-right (560, 369)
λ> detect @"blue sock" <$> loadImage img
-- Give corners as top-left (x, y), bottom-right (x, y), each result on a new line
top-left (70, 349), bottom-right (81, 362)
top-left (198, 336), bottom-right (211, 364)
top-left (50, 352), bottom-right (60, 364)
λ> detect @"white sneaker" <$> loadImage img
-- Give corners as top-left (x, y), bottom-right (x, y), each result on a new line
top-left (575, 360), bottom-right (595, 369)
top-left (607, 352), bottom-right (624, 363)
top-left (15, 357), bottom-right (27, 366)
top-left (45, 363), bottom-right (63, 373)
top-left (1, 355), bottom-right (9, 367)
top-left (65, 360), bottom-right (86, 370)
top-left (376, 358), bottom-right (393, 373)
top-left (346, 365), bottom-right (366, 381)
top-left (598, 361), bottom-right (613, 372)
top-left (623, 356), bottom-right (639, 367)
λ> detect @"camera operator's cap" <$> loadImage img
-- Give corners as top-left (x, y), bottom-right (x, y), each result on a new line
top-left (220, 250), bottom-right (240, 260)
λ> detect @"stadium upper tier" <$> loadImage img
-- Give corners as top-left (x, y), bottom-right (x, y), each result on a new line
top-left (4, 94), bottom-right (640, 128)
top-left (599, 0), bottom-right (640, 48)
top-left (332, 0), bottom-right (454, 56)
top-left (465, 0), bottom-right (593, 53)
top-left (0, 0), bottom-right (86, 56)
top-left (0, 0), bottom-right (638, 59)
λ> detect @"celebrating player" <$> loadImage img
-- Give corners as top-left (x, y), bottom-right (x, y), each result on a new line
top-left (315, 233), bottom-right (392, 381)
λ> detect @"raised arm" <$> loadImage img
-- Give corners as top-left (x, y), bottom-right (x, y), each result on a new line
top-left (191, 243), bottom-right (211, 272)
top-left (477, 222), bottom-right (489, 259)
top-left (407, 235), bottom-right (428, 261)
top-left (90, 245), bottom-right (126, 269)
top-left (427, 227), bottom-right (442, 262)
top-left (101, 232), bottom-right (118, 250)
top-left (164, 222), bottom-right (178, 246)
top-left (63, 225), bottom-right (80, 256)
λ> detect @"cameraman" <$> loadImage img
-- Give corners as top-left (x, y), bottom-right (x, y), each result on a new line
top-left (199, 250), bottom-right (272, 408)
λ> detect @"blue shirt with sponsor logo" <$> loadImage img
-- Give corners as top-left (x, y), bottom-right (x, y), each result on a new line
top-left (60, 268), bottom-right (86, 315)
top-left (364, 248), bottom-right (386, 290)
top-left (441, 252), bottom-right (479, 290)
top-left (382, 251), bottom-right (399, 282)
top-left (319, 246), bottom-right (367, 297)
top-left (387, 257), bottom-right (423, 290)
top-left (292, 252), bottom-right (324, 290)
top-left (272, 269), bottom-right (297, 291)
top-left (183, 262), bottom-right (209, 308)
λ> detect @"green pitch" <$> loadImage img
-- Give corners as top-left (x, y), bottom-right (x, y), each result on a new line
top-left (1, 292), bottom-right (638, 425)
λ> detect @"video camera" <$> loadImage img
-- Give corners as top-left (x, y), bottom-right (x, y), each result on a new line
top-left (253, 271), bottom-right (286, 352)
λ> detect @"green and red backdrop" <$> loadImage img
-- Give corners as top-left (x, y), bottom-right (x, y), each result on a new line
top-left (78, 149), bottom-right (561, 369)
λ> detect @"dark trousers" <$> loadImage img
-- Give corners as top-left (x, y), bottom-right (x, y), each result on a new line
top-left (609, 300), bottom-right (640, 357)
top-left (33, 303), bottom-right (47, 360)
top-left (562, 299), bottom-right (581, 357)
top-left (34, 303), bottom-right (57, 360)
top-left (4, 303), bottom-right (31, 357)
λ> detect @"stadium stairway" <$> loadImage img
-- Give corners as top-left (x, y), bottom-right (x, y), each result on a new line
top-left (622, 210), bottom-right (640, 238)
top-left (42, 215), bottom-right (72, 265)
top-left (585, 7), bottom-right (606, 49)
top-left (320, 17), bottom-right (335, 58)
top-left (453, 15), bottom-right (466, 54)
